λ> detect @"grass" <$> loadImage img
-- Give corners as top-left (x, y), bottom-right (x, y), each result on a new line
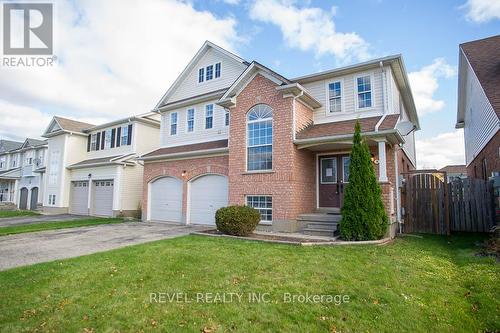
top-left (0, 233), bottom-right (498, 332)
top-left (0, 210), bottom-right (40, 218)
top-left (0, 218), bottom-right (125, 236)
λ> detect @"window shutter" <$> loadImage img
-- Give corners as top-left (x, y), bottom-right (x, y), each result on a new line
top-left (96, 132), bottom-right (101, 151)
top-left (116, 127), bottom-right (121, 147)
top-left (111, 128), bottom-right (116, 148)
top-left (127, 124), bottom-right (133, 145)
top-left (101, 131), bottom-right (105, 150)
top-left (87, 135), bottom-right (91, 152)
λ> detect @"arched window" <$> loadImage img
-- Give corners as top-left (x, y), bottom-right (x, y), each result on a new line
top-left (247, 104), bottom-right (273, 171)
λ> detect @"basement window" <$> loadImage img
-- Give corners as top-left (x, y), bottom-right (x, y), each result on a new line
top-left (247, 196), bottom-right (272, 222)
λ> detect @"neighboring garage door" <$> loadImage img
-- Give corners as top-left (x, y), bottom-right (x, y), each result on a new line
top-left (189, 174), bottom-right (228, 225)
top-left (92, 180), bottom-right (114, 217)
top-left (149, 177), bottom-right (183, 222)
top-left (70, 181), bottom-right (89, 215)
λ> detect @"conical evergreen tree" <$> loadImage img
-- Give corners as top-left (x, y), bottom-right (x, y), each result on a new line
top-left (340, 121), bottom-right (388, 240)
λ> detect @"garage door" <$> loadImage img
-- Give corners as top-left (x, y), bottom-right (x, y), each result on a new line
top-left (149, 177), bottom-right (183, 222)
top-left (189, 174), bottom-right (228, 225)
top-left (70, 181), bottom-right (89, 215)
top-left (92, 180), bottom-right (114, 217)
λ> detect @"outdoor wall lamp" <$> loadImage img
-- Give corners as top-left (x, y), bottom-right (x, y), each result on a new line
top-left (181, 170), bottom-right (187, 177)
top-left (88, 173), bottom-right (92, 179)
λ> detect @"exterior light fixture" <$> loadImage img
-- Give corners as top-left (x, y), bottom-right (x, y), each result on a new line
top-left (181, 170), bottom-right (187, 177)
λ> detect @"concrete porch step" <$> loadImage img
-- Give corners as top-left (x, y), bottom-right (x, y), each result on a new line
top-left (297, 213), bottom-right (341, 223)
top-left (315, 207), bottom-right (340, 214)
top-left (306, 221), bottom-right (339, 231)
top-left (302, 228), bottom-right (337, 237)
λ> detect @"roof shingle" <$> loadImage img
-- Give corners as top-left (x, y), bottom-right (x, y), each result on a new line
top-left (54, 116), bottom-right (95, 133)
top-left (143, 140), bottom-right (228, 158)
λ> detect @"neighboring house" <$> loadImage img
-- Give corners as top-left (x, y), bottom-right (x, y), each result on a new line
top-left (456, 35), bottom-right (500, 180)
top-left (439, 165), bottom-right (467, 181)
top-left (42, 113), bottom-right (160, 217)
top-left (0, 138), bottom-right (47, 210)
top-left (141, 41), bottom-right (419, 234)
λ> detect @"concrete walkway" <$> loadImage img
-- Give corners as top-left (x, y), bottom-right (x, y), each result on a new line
top-left (0, 214), bottom-right (86, 227)
top-left (0, 222), bottom-right (206, 271)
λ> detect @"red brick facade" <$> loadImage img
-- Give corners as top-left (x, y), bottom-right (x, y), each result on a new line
top-left (466, 130), bottom-right (499, 179)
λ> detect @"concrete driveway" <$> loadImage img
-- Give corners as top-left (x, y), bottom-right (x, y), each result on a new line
top-left (0, 214), bottom-right (86, 227)
top-left (0, 222), bottom-right (207, 271)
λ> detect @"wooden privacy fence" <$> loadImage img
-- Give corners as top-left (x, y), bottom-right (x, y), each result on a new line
top-left (401, 170), bottom-right (496, 234)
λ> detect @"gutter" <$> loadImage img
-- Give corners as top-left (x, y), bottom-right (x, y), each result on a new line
top-left (140, 147), bottom-right (229, 162)
top-left (294, 129), bottom-right (405, 147)
top-left (67, 161), bottom-right (135, 170)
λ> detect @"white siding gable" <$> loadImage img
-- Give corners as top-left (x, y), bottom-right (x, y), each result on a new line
top-left (461, 54), bottom-right (499, 165)
top-left (301, 68), bottom-right (385, 124)
top-left (167, 47), bottom-right (247, 104)
top-left (160, 98), bottom-right (228, 147)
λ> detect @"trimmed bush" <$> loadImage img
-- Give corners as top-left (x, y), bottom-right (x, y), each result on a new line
top-left (215, 205), bottom-right (261, 236)
top-left (340, 121), bottom-right (388, 240)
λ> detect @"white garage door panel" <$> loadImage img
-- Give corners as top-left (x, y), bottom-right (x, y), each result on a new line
top-left (70, 181), bottom-right (89, 215)
top-left (149, 177), bottom-right (183, 222)
top-left (93, 180), bottom-right (114, 217)
top-left (189, 175), bottom-right (228, 225)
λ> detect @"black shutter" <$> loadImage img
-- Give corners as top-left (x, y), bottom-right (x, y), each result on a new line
top-left (127, 124), bottom-right (133, 145)
top-left (116, 127), bottom-right (121, 147)
top-left (87, 135), bottom-right (91, 152)
top-left (101, 131), bottom-right (105, 150)
top-left (96, 132), bottom-right (101, 151)
top-left (111, 128), bottom-right (116, 148)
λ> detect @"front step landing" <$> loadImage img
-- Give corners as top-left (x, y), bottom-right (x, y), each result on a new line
top-left (297, 213), bottom-right (341, 237)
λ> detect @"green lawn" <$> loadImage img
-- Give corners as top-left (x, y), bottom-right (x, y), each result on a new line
top-left (0, 234), bottom-right (498, 332)
top-left (0, 218), bottom-right (124, 236)
top-left (0, 210), bottom-right (40, 218)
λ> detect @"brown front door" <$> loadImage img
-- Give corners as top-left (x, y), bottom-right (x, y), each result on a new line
top-left (318, 154), bottom-right (350, 208)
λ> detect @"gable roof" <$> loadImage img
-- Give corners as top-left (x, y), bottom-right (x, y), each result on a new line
top-left (43, 116), bottom-right (95, 138)
top-left (17, 138), bottom-right (47, 150)
top-left (0, 139), bottom-right (23, 153)
top-left (459, 35), bottom-right (500, 118)
top-left (153, 41), bottom-right (249, 110)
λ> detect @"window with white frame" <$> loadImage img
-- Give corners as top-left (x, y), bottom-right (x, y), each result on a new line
top-left (120, 125), bottom-right (129, 146)
top-left (247, 104), bottom-right (273, 171)
top-left (247, 196), bottom-right (272, 222)
top-left (170, 112), bottom-right (178, 135)
top-left (104, 129), bottom-right (112, 149)
top-left (342, 156), bottom-right (351, 182)
top-left (225, 109), bottom-right (230, 126)
top-left (357, 75), bottom-right (372, 109)
top-left (48, 194), bottom-right (56, 205)
top-left (91, 134), bottom-right (97, 151)
top-left (328, 81), bottom-right (342, 112)
top-left (187, 109), bottom-right (195, 132)
top-left (215, 62), bottom-right (221, 78)
top-left (205, 104), bottom-right (213, 129)
top-left (206, 65), bottom-right (213, 81)
top-left (320, 157), bottom-right (337, 184)
top-left (198, 68), bottom-right (204, 83)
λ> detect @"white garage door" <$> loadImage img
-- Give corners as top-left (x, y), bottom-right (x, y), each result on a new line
top-left (189, 174), bottom-right (228, 225)
top-left (149, 177), bottom-right (183, 223)
top-left (92, 180), bottom-right (114, 217)
top-left (70, 181), bottom-right (89, 215)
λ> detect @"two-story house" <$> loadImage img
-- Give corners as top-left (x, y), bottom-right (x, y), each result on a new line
top-left (456, 35), bottom-right (499, 180)
top-left (0, 138), bottom-right (47, 210)
top-left (42, 113), bottom-right (160, 217)
top-left (141, 41), bottom-right (419, 235)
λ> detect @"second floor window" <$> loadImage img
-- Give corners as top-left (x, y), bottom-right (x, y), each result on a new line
top-left (205, 104), bottom-right (213, 129)
top-left (121, 126), bottom-right (129, 146)
top-left (215, 62), bottom-right (221, 78)
top-left (328, 81), bottom-right (342, 112)
top-left (105, 129), bottom-right (112, 148)
top-left (198, 68), bottom-right (204, 83)
top-left (357, 75), bottom-right (372, 109)
top-left (187, 109), bottom-right (195, 132)
top-left (170, 112), bottom-right (178, 135)
top-left (91, 134), bottom-right (97, 151)
top-left (247, 104), bottom-right (273, 171)
top-left (206, 65), bottom-right (213, 81)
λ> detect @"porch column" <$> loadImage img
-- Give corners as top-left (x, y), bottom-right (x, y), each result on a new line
top-left (377, 140), bottom-right (388, 182)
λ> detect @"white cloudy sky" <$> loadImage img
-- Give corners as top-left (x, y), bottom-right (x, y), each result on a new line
top-left (1, 0), bottom-right (499, 169)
